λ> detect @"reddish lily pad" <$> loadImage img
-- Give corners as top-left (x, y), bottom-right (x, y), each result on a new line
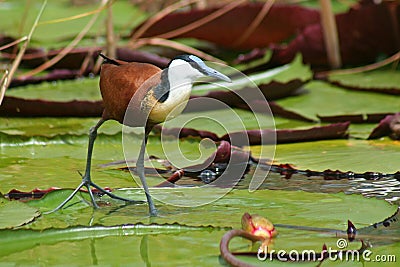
top-left (220, 122), bottom-right (350, 145)
top-left (10, 69), bottom-right (81, 88)
top-left (160, 120), bottom-right (349, 145)
top-left (133, 3), bottom-right (320, 49)
top-left (0, 96), bottom-right (103, 117)
top-left (318, 113), bottom-right (393, 123)
top-left (5, 46), bottom-right (169, 87)
top-left (247, 100), bottom-right (315, 122)
top-left (5, 187), bottom-right (60, 200)
top-left (368, 113), bottom-right (400, 140)
top-left (269, 1), bottom-right (399, 67)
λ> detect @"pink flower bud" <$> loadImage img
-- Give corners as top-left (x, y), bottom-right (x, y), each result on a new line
top-left (241, 212), bottom-right (278, 238)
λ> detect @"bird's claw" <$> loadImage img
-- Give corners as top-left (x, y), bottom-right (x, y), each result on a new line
top-left (45, 178), bottom-right (143, 214)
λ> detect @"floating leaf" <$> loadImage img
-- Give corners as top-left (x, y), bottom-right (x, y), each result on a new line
top-left (0, 117), bottom-right (122, 136)
top-left (2, 56), bottom-right (311, 118)
top-left (0, 223), bottom-right (217, 260)
top-left (0, 198), bottom-right (40, 229)
top-left (318, 113), bottom-right (391, 124)
top-left (6, 48), bottom-right (169, 82)
top-left (163, 108), bottom-right (275, 137)
top-left (0, 96), bottom-right (103, 117)
top-left (0, 132), bottom-right (217, 194)
top-left (192, 54), bottom-right (312, 97)
top-left (10, 69), bottom-right (80, 88)
top-left (0, 188), bottom-right (396, 265)
top-left (250, 139), bottom-right (400, 173)
top-left (133, 3), bottom-right (320, 49)
top-left (269, 1), bottom-right (399, 66)
top-left (25, 187), bottom-right (398, 230)
top-left (275, 81), bottom-right (400, 122)
top-left (7, 78), bottom-right (101, 101)
top-left (2, 78), bottom-right (103, 117)
top-left (221, 122), bottom-right (350, 145)
top-left (328, 69), bottom-right (400, 95)
top-left (0, 2), bottom-right (144, 47)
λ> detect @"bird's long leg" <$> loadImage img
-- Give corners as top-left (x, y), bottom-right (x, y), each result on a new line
top-left (47, 118), bottom-right (140, 213)
top-left (137, 125), bottom-right (158, 216)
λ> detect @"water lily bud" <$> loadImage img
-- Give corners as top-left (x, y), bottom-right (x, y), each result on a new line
top-left (347, 220), bottom-right (357, 241)
top-left (241, 212), bottom-right (278, 238)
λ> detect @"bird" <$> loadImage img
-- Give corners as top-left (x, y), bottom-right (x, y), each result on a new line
top-left (49, 53), bottom-right (231, 216)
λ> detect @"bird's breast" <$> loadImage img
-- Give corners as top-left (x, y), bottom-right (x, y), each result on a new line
top-left (148, 83), bottom-right (192, 123)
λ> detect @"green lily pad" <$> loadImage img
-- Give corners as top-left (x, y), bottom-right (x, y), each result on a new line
top-left (192, 54), bottom-right (312, 96)
top-left (0, 223), bottom-right (216, 260)
top-left (329, 69), bottom-right (400, 91)
top-left (0, 131), bottom-right (216, 194)
top-left (233, 50), bottom-right (272, 71)
top-left (0, 117), bottom-right (123, 136)
top-left (0, 198), bottom-right (40, 229)
top-left (250, 139), bottom-right (400, 173)
top-left (21, 187), bottom-right (396, 230)
top-left (275, 81), bottom-right (400, 121)
top-left (0, 0), bottom-right (145, 48)
top-left (0, 187), bottom-right (396, 266)
top-left (6, 78), bottom-right (101, 101)
top-left (163, 108), bottom-right (275, 137)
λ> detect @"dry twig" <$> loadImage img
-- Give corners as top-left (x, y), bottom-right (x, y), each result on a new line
top-left (153, 0), bottom-right (246, 40)
top-left (0, 37), bottom-right (28, 52)
top-left (316, 50), bottom-right (400, 78)
top-left (131, 37), bottom-right (225, 63)
top-left (130, 0), bottom-right (200, 42)
top-left (233, 0), bottom-right (275, 47)
top-left (20, 0), bottom-right (110, 79)
top-left (319, 0), bottom-right (341, 68)
top-left (0, 0), bottom-right (47, 106)
top-left (106, 0), bottom-right (117, 58)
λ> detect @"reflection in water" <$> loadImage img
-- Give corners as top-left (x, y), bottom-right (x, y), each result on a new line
top-left (349, 178), bottom-right (400, 204)
top-left (140, 235), bottom-right (151, 267)
top-left (174, 158), bottom-right (400, 206)
top-left (90, 238), bottom-right (98, 265)
top-left (237, 166), bottom-right (400, 206)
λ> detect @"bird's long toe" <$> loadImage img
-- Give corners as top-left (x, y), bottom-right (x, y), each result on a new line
top-left (89, 182), bottom-right (145, 204)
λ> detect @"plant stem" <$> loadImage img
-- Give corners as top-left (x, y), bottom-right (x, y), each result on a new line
top-left (0, 0), bottom-right (47, 106)
top-left (319, 0), bottom-right (341, 69)
top-left (20, 0), bottom-right (109, 79)
top-left (106, 1), bottom-right (116, 58)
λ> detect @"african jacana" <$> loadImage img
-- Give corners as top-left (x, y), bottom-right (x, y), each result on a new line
top-left (50, 53), bottom-right (231, 216)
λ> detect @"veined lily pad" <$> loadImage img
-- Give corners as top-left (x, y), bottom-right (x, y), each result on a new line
top-left (250, 139), bottom-right (400, 173)
top-left (0, 0), bottom-right (144, 48)
top-left (6, 78), bottom-right (101, 101)
top-left (0, 188), bottom-right (396, 266)
top-left (0, 197), bottom-right (40, 229)
top-left (0, 117), bottom-right (122, 136)
top-left (0, 132), bottom-right (216, 194)
top-left (192, 54), bottom-right (312, 96)
top-left (275, 81), bottom-right (400, 121)
top-left (328, 69), bottom-right (400, 94)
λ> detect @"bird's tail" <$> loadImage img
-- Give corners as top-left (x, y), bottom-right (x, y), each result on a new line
top-left (99, 53), bottom-right (121, 66)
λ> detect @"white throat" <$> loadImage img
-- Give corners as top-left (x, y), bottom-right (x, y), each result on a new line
top-left (149, 60), bottom-right (203, 123)
top-left (168, 59), bottom-right (204, 88)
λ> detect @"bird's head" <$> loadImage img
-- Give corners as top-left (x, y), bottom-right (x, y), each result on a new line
top-left (167, 55), bottom-right (231, 84)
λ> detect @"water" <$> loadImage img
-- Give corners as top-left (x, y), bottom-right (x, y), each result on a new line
top-left (237, 165), bottom-right (400, 206)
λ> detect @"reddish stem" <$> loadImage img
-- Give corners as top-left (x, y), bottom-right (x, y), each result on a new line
top-left (155, 169), bottom-right (184, 187)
